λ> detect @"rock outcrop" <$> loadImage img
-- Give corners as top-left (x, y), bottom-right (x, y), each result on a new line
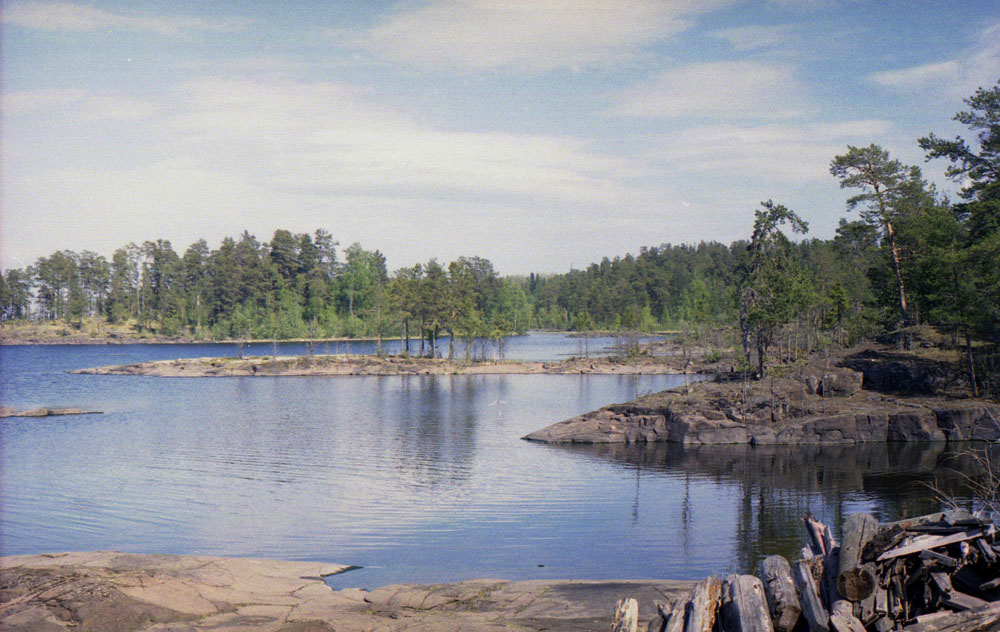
top-left (0, 551), bottom-right (694, 631)
top-left (523, 354), bottom-right (1000, 446)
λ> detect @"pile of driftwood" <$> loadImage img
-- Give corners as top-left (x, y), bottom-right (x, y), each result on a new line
top-left (615, 509), bottom-right (1000, 632)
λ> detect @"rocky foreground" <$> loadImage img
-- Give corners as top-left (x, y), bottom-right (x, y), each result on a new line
top-left (524, 345), bottom-right (1000, 445)
top-left (70, 353), bottom-right (684, 377)
top-left (0, 552), bottom-right (692, 631)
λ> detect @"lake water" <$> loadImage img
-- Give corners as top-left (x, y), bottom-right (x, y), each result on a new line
top-left (0, 333), bottom-right (987, 588)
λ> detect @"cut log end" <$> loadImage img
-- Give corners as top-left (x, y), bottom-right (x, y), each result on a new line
top-left (837, 567), bottom-right (876, 602)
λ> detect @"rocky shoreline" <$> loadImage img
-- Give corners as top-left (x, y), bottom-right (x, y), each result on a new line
top-left (0, 551), bottom-right (693, 631)
top-left (524, 346), bottom-right (1000, 446)
top-left (69, 353), bottom-right (689, 377)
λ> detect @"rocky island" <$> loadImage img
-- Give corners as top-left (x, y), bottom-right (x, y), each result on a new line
top-left (69, 353), bottom-right (691, 377)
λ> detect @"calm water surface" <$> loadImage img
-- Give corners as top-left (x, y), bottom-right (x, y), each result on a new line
top-left (0, 334), bottom-right (986, 588)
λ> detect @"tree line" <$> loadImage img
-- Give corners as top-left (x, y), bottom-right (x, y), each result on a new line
top-left (1, 81), bottom-right (998, 387)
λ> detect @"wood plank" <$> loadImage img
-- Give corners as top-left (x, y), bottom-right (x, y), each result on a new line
top-left (877, 529), bottom-right (984, 562)
top-left (920, 549), bottom-right (960, 567)
top-left (902, 602), bottom-right (1000, 631)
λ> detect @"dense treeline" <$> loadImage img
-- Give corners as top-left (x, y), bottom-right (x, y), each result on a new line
top-left (2, 82), bottom-right (998, 387)
top-left (0, 228), bottom-right (531, 358)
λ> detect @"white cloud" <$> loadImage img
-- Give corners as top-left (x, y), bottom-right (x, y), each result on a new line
top-left (347, 0), bottom-right (734, 72)
top-left (2, 88), bottom-right (156, 120)
top-left (2, 1), bottom-right (253, 35)
top-left (710, 24), bottom-right (793, 52)
top-left (869, 61), bottom-right (961, 89)
top-left (610, 61), bottom-right (810, 119)
top-left (160, 77), bottom-right (639, 205)
top-left (650, 120), bottom-right (894, 184)
top-left (867, 20), bottom-right (1000, 99)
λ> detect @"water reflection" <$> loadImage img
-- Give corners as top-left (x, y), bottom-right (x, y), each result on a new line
top-left (554, 441), bottom-right (991, 575)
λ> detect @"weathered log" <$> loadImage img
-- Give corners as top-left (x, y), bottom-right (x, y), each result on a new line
top-left (838, 513), bottom-right (879, 602)
top-left (662, 599), bottom-right (686, 632)
top-left (686, 577), bottom-right (721, 632)
top-left (614, 597), bottom-right (639, 632)
top-left (877, 529), bottom-right (985, 562)
top-left (793, 560), bottom-right (830, 632)
top-left (759, 555), bottom-right (801, 632)
top-left (902, 602), bottom-right (1000, 631)
top-left (829, 600), bottom-right (866, 632)
top-left (684, 576), bottom-right (721, 632)
top-left (804, 518), bottom-right (836, 557)
top-left (720, 574), bottom-right (775, 632)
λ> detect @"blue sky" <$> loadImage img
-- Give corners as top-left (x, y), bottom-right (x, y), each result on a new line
top-left (2, 1), bottom-right (998, 275)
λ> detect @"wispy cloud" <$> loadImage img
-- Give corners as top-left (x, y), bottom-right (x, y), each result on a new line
top-left (649, 120), bottom-right (894, 183)
top-left (710, 24), bottom-right (794, 52)
top-left (868, 20), bottom-right (1000, 98)
top-left (2, 1), bottom-right (253, 35)
top-left (160, 77), bottom-right (638, 205)
top-left (610, 61), bottom-right (810, 119)
top-left (346, 0), bottom-right (734, 72)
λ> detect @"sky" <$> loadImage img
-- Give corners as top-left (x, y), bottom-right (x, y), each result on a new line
top-left (2, 1), bottom-right (999, 276)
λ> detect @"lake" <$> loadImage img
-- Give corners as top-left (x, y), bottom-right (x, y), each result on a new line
top-left (0, 333), bottom-right (987, 588)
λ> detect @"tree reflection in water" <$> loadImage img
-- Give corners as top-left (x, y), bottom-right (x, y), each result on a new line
top-left (556, 441), bottom-right (994, 575)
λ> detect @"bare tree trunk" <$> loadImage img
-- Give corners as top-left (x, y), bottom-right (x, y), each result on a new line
top-left (965, 325), bottom-right (979, 397)
top-left (885, 221), bottom-right (909, 326)
top-left (403, 317), bottom-right (410, 355)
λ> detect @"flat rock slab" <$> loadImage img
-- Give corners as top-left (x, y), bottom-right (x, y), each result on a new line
top-left (1, 552), bottom-right (694, 631)
top-left (0, 406), bottom-right (102, 418)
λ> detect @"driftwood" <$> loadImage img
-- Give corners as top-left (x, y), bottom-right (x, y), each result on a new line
top-left (793, 559), bottom-right (830, 632)
top-left (720, 574), bottom-right (774, 632)
top-left (628, 511), bottom-right (1000, 632)
top-left (877, 529), bottom-right (984, 562)
top-left (661, 600), bottom-right (685, 632)
top-left (902, 602), bottom-right (1000, 631)
top-left (829, 600), bottom-right (866, 632)
top-left (685, 576), bottom-right (722, 632)
top-left (614, 597), bottom-right (639, 632)
top-left (759, 555), bottom-right (801, 632)
top-left (838, 513), bottom-right (879, 602)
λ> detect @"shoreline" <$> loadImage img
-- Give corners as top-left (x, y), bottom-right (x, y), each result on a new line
top-left (0, 551), bottom-right (693, 631)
